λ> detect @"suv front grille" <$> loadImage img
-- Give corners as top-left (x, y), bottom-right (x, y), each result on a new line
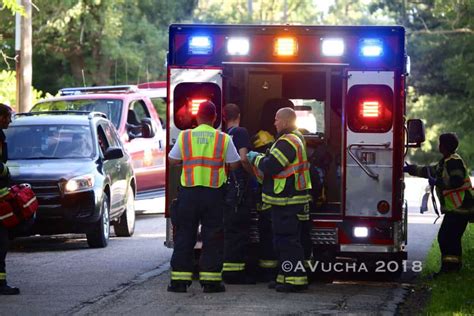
top-left (13, 180), bottom-right (62, 207)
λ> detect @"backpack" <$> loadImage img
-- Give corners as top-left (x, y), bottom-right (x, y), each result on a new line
top-left (0, 184), bottom-right (38, 228)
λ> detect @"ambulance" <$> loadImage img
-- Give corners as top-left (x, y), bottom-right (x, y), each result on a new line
top-left (164, 24), bottom-right (425, 273)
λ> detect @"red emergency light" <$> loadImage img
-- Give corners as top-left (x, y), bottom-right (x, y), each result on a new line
top-left (347, 85), bottom-right (393, 133)
top-left (190, 99), bottom-right (207, 115)
top-left (361, 101), bottom-right (380, 118)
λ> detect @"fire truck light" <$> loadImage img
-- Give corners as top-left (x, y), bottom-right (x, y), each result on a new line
top-left (274, 37), bottom-right (297, 56)
top-left (362, 101), bottom-right (380, 118)
top-left (188, 36), bottom-right (213, 55)
top-left (227, 37), bottom-right (250, 55)
top-left (354, 227), bottom-right (369, 238)
top-left (190, 99), bottom-right (207, 115)
top-left (360, 39), bottom-right (384, 57)
top-left (321, 38), bottom-right (344, 56)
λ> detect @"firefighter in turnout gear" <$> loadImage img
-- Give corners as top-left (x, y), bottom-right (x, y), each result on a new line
top-left (0, 103), bottom-right (19, 295)
top-left (404, 133), bottom-right (474, 275)
top-left (167, 101), bottom-right (240, 293)
top-left (247, 107), bottom-right (312, 292)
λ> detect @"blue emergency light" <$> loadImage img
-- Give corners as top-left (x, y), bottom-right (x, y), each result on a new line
top-left (188, 36), bottom-right (213, 55)
top-left (360, 39), bottom-right (384, 57)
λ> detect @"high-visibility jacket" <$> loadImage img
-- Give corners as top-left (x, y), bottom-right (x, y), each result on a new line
top-left (413, 153), bottom-right (474, 213)
top-left (178, 124), bottom-right (231, 188)
top-left (254, 130), bottom-right (312, 206)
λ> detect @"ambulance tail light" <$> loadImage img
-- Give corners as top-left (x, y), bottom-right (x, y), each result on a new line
top-left (190, 99), bottom-right (207, 115)
top-left (347, 85), bottom-right (393, 133)
top-left (274, 37), bottom-right (297, 56)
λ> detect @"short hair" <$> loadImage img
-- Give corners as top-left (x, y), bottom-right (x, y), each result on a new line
top-left (0, 103), bottom-right (12, 118)
top-left (223, 103), bottom-right (240, 121)
top-left (276, 107), bottom-right (296, 123)
top-left (197, 100), bottom-right (216, 121)
top-left (439, 133), bottom-right (459, 154)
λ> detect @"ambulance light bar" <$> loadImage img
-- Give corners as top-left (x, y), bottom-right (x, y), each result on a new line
top-left (274, 37), bottom-right (297, 56)
top-left (227, 37), bottom-right (250, 55)
top-left (360, 38), bottom-right (384, 57)
top-left (321, 38), bottom-right (344, 57)
top-left (188, 36), bottom-right (213, 55)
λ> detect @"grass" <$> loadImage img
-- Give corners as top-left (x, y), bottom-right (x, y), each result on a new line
top-left (420, 223), bottom-right (474, 314)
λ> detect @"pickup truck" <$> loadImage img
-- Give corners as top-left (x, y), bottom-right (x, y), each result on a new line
top-left (31, 84), bottom-right (166, 199)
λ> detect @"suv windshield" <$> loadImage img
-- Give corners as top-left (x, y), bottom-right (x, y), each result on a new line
top-left (32, 99), bottom-right (122, 128)
top-left (6, 125), bottom-right (95, 160)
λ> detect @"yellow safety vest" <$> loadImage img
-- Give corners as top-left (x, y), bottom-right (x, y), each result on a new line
top-left (178, 124), bottom-right (230, 188)
top-left (256, 131), bottom-right (312, 206)
top-left (440, 154), bottom-right (474, 211)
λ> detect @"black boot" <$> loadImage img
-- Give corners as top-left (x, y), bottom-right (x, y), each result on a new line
top-left (167, 282), bottom-right (188, 293)
top-left (0, 283), bottom-right (20, 295)
top-left (202, 283), bottom-right (226, 293)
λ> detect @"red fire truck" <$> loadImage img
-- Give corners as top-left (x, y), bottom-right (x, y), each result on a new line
top-left (164, 24), bottom-right (424, 273)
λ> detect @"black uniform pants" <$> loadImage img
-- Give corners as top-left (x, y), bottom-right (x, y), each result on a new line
top-left (438, 212), bottom-right (469, 271)
top-left (0, 224), bottom-right (8, 284)
top-left (223, 189), bottom-right (251, 277)
top-left (170, 186), bottom-right (224, 285)
top-left (271, 204), bottom-right (308, 286)
top-left (257, 208), bottom-right (278, 279)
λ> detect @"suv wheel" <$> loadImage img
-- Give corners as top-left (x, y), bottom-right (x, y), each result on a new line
top-left (86, 195), bottom-right (110, 248)
top-left (114, 185), bottom-right (136, 237)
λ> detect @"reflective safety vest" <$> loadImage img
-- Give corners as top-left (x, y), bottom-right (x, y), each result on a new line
top-left (440, 154), bottom-right (474, 211)
top-left (178, 124), bottom-right (230, 188)
top-left (256, 131), bottom-right (312, 206)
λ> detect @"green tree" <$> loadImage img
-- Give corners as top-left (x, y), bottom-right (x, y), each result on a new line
top-left (0, 0), bottom-right (197, 93)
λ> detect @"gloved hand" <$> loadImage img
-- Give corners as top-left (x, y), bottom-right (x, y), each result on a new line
top-left (428, 176), bottom-right (437, 187)
top-left (247, 151), bottom-right (259, 164)
top-left (403, 162), bottom-right (415, 174)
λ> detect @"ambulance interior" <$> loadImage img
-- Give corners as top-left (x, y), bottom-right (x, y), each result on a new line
top-left (224, 66), bottom-right (343, 215)
top-left (172, 66), bottom-right (344, 215)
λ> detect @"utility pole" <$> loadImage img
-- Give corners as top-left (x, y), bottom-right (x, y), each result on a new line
top-left (16, 0), bottom-right (32, 112)
top-left (247, 0), bottom-right (253, 22)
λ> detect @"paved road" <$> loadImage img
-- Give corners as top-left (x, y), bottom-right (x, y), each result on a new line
top-left (0, 179), bottom-right (440, 315)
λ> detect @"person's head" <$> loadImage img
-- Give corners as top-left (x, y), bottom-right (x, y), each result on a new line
top-left (223, 103), bottom-right (240, 126)
top-left (274, 107), bottom-right (297, 134)
top-left (196, 101), bottom-right (217, 126)
top-left (0, 103), bottom-right (13, 129)
top-left (439, 132), bottom-right (459, 156)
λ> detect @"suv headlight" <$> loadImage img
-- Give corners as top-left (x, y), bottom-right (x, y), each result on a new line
top-left (64, 174), bottom-right (95, 193)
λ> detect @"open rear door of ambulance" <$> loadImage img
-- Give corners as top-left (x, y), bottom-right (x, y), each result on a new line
top-left (165, 67), bottom-right (223, 248)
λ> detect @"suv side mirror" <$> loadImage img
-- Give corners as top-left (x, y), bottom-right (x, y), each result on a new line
top-left (407, 119), bottom-right (425, 148)
top-left (141, 118), bottom-right (155, 138)
top-left (104, 147), bottom-right (124, 160)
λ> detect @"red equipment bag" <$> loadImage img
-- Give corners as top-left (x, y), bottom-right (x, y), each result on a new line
top-left (0, 184), bottom-right (38, 228)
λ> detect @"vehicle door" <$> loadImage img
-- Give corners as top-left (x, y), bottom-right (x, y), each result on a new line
top-left (125, 99), bottom-right (165, 191)
top-left (98, 123), bottom-right (127, 216)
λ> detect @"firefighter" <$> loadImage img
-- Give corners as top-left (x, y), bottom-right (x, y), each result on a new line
top-left (0, 103), bottom-right (19, 295)
top-left (221, 103), bottom-right (256, 284)
top-left (247, 107), bottom-right (312, 292)
top-left (404, 133), bottom-right (473, 275)
top-left (167, 101), bottom-right (240, 293)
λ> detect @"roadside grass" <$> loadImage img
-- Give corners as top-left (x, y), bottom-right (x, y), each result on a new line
top-left (421, 223), bottom-right (474, 314)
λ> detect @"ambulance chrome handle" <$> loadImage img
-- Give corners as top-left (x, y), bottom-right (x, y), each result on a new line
top-left (347, 142), bottom-right (391, 180)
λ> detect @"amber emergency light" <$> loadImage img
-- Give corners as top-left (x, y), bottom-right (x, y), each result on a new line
top-left (274, 37), bottom-right (297, 56)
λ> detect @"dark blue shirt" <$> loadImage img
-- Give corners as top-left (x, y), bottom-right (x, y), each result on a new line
top-left (226, 126), bottom-right (251, 181)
